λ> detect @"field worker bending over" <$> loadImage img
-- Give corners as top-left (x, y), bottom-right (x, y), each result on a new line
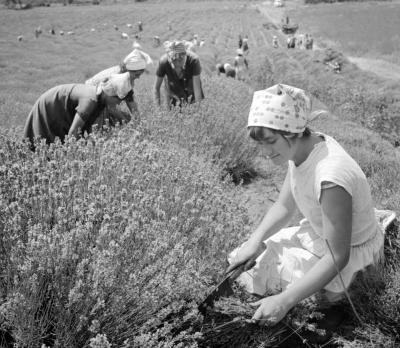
top-left (234, 48), bottom-right (248, 81)
top-left (24, 73), bottom-right (133, 149)
top-left (224, 63), bottom-right (236, 78)
top-left (305, 34), bottom-right (314, 50)
top-left (85, 46), bottom-right (153, 119)
top-left (154, 40), bottom-right (204, 108)
top-left (216, 63), bottom-right (225, 76)
top-left (287, 35), bottom-right (296, 49)
top-left (227, 84), bottom-right (385, 329)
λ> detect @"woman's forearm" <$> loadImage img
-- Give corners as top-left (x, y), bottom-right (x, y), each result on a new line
top-left (154, 89), bottom-right (161, 106)
top-left (282, 253), bottom-right (348, 308)
top-left (68, 113), bottom-right (85, 138)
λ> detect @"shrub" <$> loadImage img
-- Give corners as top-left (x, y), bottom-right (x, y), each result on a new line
top-left (0, 126), bottom-right (253, 346)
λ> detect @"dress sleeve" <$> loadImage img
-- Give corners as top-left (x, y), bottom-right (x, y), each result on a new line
top-left (321, 181), bottom-right (338, 190)
top-left (315, 159), bottom-right (355, 202)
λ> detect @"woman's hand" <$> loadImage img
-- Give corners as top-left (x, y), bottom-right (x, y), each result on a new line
top-left (225, 239), bottom-right (265, 274)
top-left (249, 293), bottom-right (293, 326)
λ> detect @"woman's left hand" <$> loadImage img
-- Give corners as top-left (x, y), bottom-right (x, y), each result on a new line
top-left (249, 293), bottom-right (293, 326)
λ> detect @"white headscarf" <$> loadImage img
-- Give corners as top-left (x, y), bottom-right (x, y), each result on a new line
top-left (123, 49), bottom-right (153, 71)
top-left (247, 84), bottom-right (313, 133)
top-left (97, 72), bottom-right (132, 99)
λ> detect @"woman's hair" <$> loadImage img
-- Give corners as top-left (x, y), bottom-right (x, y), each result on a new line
top-left (248, 126), bottom-right (311, 141)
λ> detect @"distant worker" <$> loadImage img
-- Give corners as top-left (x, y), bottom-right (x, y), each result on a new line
top-left (224, 63), bottom-right (236, 79)
top-left (332, 61), bottom-right (341, 74)
top-left (272, 35), bottom-right (279, 48)
top-left (216, 63), bottom-right (235, 79)
top-left (138, 21), bottom-right (143, 32)
top-left (153, 35), bottom-right (161, 47)
top-left (287, 35), bottom-right (296, 49)
top-left (192, 34), bottom-right (199, 47)
top-left (154, 40), bottom-right (204, 108)
top-left (184, 39), bottom-right (196, 53)
top-left (297, 34), bottom-right (305, 49)
top-left (23, 74), bottom-right (133, 150)
top-left (242, 35), bottom-right (249, 55)
top-left (238, 34), bottom-right (243, 49)
top-left (35, 26), bottom-right (42, 38)
top-left (305, 34), bottom-right (314, 50)
top-left (234, 48), bottom-right (248, 81)
top-left (216, 63), bottom-right (225, 76)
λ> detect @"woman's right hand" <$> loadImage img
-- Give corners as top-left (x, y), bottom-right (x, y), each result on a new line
top-left (225, 238), bottom-right (266, 274)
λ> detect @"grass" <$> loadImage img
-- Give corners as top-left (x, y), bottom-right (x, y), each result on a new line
top-left (0, 0), bottom-right (399, 347)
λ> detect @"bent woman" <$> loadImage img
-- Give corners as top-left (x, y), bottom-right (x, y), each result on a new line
top-left (227, 84), bottom-right (384, 327)
top-left (23, 73), bottom-right (132, 149)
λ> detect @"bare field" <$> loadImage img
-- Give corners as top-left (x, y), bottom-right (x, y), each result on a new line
top-left (282, 0), bottom-right (400, 64)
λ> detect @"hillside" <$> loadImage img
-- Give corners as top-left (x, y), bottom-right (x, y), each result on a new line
top-left (0, 1), bottom-right (399, 347)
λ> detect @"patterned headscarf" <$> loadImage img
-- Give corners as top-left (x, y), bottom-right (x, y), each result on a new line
top-left (247, 84), bottom-right (312, 133)
top-left (97, 72), bottom-right (132, 99)
top-left (123, 49), bottom-right (153, 71)
top-left (163, 40), bottom-right (187, 59)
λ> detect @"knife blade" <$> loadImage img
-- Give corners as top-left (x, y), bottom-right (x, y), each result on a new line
top-left (198, 262), bottom-right (255, 315)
